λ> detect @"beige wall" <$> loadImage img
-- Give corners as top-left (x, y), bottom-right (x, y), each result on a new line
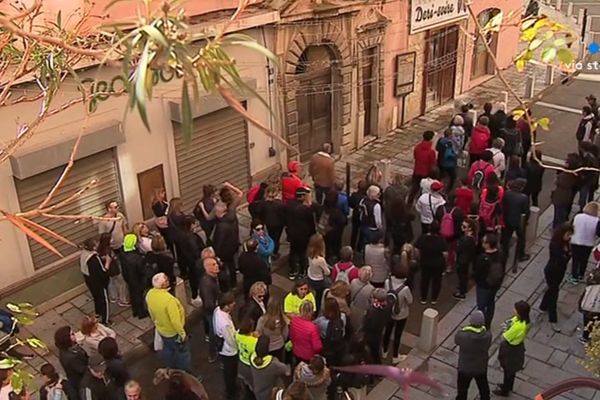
top-left (0, 27), bottom-right (277, 290)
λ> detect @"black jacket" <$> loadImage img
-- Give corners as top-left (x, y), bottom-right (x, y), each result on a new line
top-left (524, 160), bottom-right (545, 195)
top-left (257, 199), bottom-right (286, 230)
top-left (456, 235), bottom-right (477, 266)
top-left (120, 250), bottom-right (145, 287)
top-left (238, 251), bottom-right (271, 294)
top-left (545, 240), bottom-right (571, 286)
top-left (239, 298), bottom-right (265, 327)
top-left (551, 171), bottom-right (578, 207)
top-left (59, 346), bottom-right (89, 393)
top-left (362, 304), bottom-right (391, 341)
top-left (144, 251), bottom-right (176, 288)
top-left (349, 191), bottom-right (367, 224)
top-left (199, 274), bottom-right (220, 317)
top-left (502, 190), bottom-right (530, 228)
top-left (473, 250), bottom-right (503, 290)
top-left (86, 256), bottom-right (109, 292)
top-left (455, 326), bottom-right (492, 374)
top-left (152, 201), bottom-right (168, 218)
top-left (490, 110), bottom-right (507, 138)
top-left (285, 200), bottom-right (317, 242)
top-left (105, 356), bottom-right (130, 387)
top-left (79, 371), bottom-right (112, 400)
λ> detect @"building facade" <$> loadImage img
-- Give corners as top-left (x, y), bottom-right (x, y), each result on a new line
top-left (0, 0), bottom-right (522, 302)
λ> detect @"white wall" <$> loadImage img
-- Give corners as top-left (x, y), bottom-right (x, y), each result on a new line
top-left (0, 26), bottom-right (278, 290)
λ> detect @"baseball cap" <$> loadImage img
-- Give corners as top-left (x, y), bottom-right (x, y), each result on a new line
top-left (123, 233), bottom-right (137, 252)
top-left (88, 354), bottom-right (106, 373)
top-left (288, 161), bottom-right (301, 173)
top-left (430, 181), bottom-right (444, 191)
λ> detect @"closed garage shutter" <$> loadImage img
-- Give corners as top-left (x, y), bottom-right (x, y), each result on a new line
top-left (13, 149), bottom-right (123, 269)
top-left (173, 107), bottom-right (251, 211)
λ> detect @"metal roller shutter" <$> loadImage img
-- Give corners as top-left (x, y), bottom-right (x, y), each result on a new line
top-left (13, 149), bottom-right (123, 269)
top-left (173, 107), bottom-right (251, 212)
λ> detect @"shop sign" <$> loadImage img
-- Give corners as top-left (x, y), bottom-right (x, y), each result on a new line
top-left (410, 0), bottom-right (468, 34)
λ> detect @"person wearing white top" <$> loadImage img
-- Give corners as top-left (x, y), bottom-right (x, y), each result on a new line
top-left (570, 202), bottom-right (600, 282)
top-left (487, 138), bottom-right (506, 178)
top-left (213, 292), bottom-right (238, 400)
top-left (415, 181), bottom-right (446, 233)
top-left (382, 271), bottom-right (413, 364)
top-left (306, 234), bottom-right (331, 314)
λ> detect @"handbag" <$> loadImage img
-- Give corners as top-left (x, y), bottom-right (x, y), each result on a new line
top-left (153, 329), bottom-right (164, 351)
top-left (105, 254), bottom-right (121, 277)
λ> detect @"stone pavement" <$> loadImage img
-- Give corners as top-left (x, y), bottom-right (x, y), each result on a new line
top-left (367, 204), bottom-right (596, 400)
top-left (13, 62), bottom-right (561, 391)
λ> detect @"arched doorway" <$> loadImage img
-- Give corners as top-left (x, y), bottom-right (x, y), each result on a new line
top-left (472, 8), bottom-right (501, 79)
top-left (295, 46), bottom-right (334, 161)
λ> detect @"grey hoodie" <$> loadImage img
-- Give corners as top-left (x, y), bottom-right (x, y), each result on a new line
top-left (79, 250), bottom-right (96, 276)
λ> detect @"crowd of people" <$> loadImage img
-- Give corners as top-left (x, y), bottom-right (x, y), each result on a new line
top-left (5, 97), bottom-right (600, 400)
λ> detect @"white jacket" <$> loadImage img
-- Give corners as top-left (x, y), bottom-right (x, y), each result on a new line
top-left (488, 147), bottom-right (506, 177)
top-left (415, 193), bottom-right (446, 224)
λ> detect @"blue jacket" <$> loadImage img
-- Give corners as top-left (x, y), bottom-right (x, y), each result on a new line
top-left (252, 233), bottom-right (274, 265)
top-left (337, 192), bottom-right (349, 217)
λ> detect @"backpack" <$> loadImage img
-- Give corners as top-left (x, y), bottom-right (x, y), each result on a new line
top-left (440, 207), bottom-right (456, 239)
top-left (485, 257), bottom-right (504, 288)
top-left (440, 138), bottom-right (457, 168)
top-left (323, 316), bottom-right (345, 349)
top-left (334, 264), bottom-right (356, 284)
top-left (581, 284), bottom-right (600, 313)
top-left (386, 277), bottom-right (406, 316)
top-left (472, 163), bottom-right (490, 190)
top-left (478, 196), bottom-right (500, 230)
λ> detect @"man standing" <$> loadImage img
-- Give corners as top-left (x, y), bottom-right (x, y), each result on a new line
top-left (79, 354), bottom-right (111, 400)
top-left (473, 233), bottom-right (504, 328)
top-left (415, 180), bottom-right (446, 234)
top-left (146, 273), bottom-right (191, 373)
top-left (502, 179), bottom-right (530, 271)
top-left (587, 94), bottom-right (599, 120)
top-left (517, 109), bottom-right (534, 165)
top-left (286, 187), bottom-right (317, 280)
top-left (576, 106), bottom-right (596, 146)
top-left (358, 185), bottom-right (383, 250)
top-left (213, 292), bottom-right (238, 400)
top-left (98, 200), bottom-right (128, 254)
top-left (309, 143), bottom-right (336, 204)
top-left (455, 310), bottom-right (491, 400)
top-left (408, 131), bottom-right (437, 204)
top-left (200, 257), bottom-right (221, 362)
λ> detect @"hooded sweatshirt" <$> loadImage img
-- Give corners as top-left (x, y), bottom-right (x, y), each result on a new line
top-left (412, 141), bottom-right (436, 177)
top-left (469, 125), bottom-right (491, 155)
top-left (80, 250), bottom-right (96, 276)
top-left (250, 354), bottom-right (289, 400)
top-left (331, 261), bottom-right (359, 283)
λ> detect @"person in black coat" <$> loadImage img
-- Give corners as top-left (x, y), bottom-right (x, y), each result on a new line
top-left (79, 354), bottom-right (113, 400)
top-left (145, 235), bottom-right (176, 291)
top-left (453, 218), bottom-right (478, 300)
top-left (286, 187), bottom-right (318, 279)
top-left (490, 104), bottom-right (508, 139)
top-left (178, 217), bottom-right (204, 304)
top-left (524, 151), bottom-right (545, 207)
top-left (362, 289), bottom-right (392, 364)
top-left (239, 281), bottom-right (268, 329)
top-left (81, 238), bottom-right (110, 325)
top-left (501, 179), bottom-right (530, 270)
top-left (40, 363), bottom-right (78, 400)
top-left (151, 187), bottom-right (172, 253)
top-left (257, 185), bottom-right (286, 258)
top-left (238, 238), bottom-right (271, 298)
top-left (55, 326), bottom-right (89, 399)
top-left (199, 257), bottom-right (221, 361)
top-left (120, 234), bottom-right (148, 319)
top-left (98, 337), bottom-right (130, 392)
top-left (540, 224), bottom-right (573, 332)
top-left (349, 181), bottom-right (368, 250)
top-left (320, 190), bottom-right (347, 264)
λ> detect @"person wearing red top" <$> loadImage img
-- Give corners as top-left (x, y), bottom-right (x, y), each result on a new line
top-left (454, 178), bottom-right (475, 215)
top-left (281, 161), bottom-right (307, 204)
top-left (289, 301), bottom-right (322, 363)
top-left (468, 151), bottom-right (496, 189)
top-left (468, 116), bottom-right (492, 164)
top-left (330, 246), bottom-right (359, 283)
top-left (408, 131), bottom-right (437, 204)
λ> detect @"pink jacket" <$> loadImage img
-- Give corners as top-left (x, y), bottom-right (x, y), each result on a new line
top-left (290, 317), bottom-right (322, 362)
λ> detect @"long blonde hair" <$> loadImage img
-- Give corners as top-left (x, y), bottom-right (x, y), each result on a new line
top-left (400, 243), bottom-right (415, 270)
top-left (151, 187), bottom-right (166, 205)
top-left (261, 296), bottom-right (288, 331)
top-left (307, 234), bottom-right (325, 259)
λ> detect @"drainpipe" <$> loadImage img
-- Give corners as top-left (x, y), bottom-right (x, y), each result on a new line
top-left (261, 26), bottom-right (277, 161)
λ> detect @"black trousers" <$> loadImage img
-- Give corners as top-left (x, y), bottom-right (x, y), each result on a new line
top-left (383, 318), bottom-right (407, 358)
top-left (268, 225), bottom-right (284, 255)
top-left (500, 370), bottom-right (516, 394)
top-left (456, 371), bottom-right (490, 400)
top-left (314, 185), bottom-right (329, 205)
top-left (540, 282), bottom-right (560, 323)
top-left (571, 244), bottom-right (592, 280)
top-left (501, 224), bottom-right (526, 267)
top-left (456, 262), bottom-right (469, 295)
top-left (85, 278), bottom-right (110, 324)
top-left (289, 239), bottom-right (309, 276)
top-left (440, 166), bottom-right (457, 190)
top-left (420, 267), bottom-right (442, 302)
top-left (220, 354), bottom-right (238, 400)
top-left (408, 175), bottom-right (424, 204)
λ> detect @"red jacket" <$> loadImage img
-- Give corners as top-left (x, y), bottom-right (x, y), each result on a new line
top-left (468, 160), bottom-right (495, 187)
top-left (454, 186), bottom-right (474, 215)
top-left (289, 316), bottom-right (322, 361)
top-left (413, 141), bottom-right (436, 177)
top-left (281, 173), bottom-right (305, 204)
top-left (468, 125), bottom-right (491, 155)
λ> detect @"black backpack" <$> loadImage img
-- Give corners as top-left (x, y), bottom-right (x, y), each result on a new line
top-left (386, 277), bottom-right (406, 316)
top-left (324, 317), bottom-right (345, 349)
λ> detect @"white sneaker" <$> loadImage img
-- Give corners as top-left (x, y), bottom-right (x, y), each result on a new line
top-left (190, 297), bottom-right (203, 307)
top-left (393, 355), bottom-right (408, 364)
top-left (382, 351), bottom-right (389, 359)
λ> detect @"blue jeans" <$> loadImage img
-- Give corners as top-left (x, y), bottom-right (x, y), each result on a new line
top-left (476, 286), bottom-right (497, 328)
top-left (161, 335), bottom-right (192, 373)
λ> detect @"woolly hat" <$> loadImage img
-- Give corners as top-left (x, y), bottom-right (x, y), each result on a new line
top-left (469, 310), bottom-right (485, 327)
top-left (288, 161), bottom-right (301, 174)
top-left (123, 233), bottom-right (137, 252)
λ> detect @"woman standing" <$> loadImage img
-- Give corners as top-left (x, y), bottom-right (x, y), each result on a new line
top-left (151, 187), bottom-right (171, 250)
top-left (306, 234), bottom-right (331, 313)
top-left (349, 267), bottom-right (375, 333)
top-left (493, 301), bottom-right (531, 397)
top-left (145, 235), bottom-right (176, 290)
top-left (284, 279), bottom-right (317, 318)
top-left (540, 224), bottom-right (573, 332)
top-left (382, 264), bottom-right (413, 364)
top-left (55, 326), bottom-right (89, 398)
top-left (193, 185), bottom-right (217, 243)
top-left (569, 202), bottom-right (600, 283)
top-left (315, 298), bottom-right (346, 367)
top-left (98, 337), bottom-right (130, 391)
top-left (387, 197), bottom-right (414, 255)
top-left (80, 238), bottom-right (111, 325)
top-left (168, 197), bottom-right (190, 279)
top-left (256, 297), bottom-right (289, 360)
top-left (289, 301), bottom-right (322, 364)
top-left (210, 182), bottom-right (244, 290)
top-left (132, 222), bottom-right (153, 254)
top-left (257, 185), bottom-right (286, 259)
top-left (98, 233), bottom-right (129, 308)
top-left (364, 231), bottom-right (388, 287)
top-left (319, 191), bottom-right (347, 263)
top-left (415, 221), bottom-right (448, 305)
top-left (452, 218), bottom-right (478, 300)
top-left (74, 316), bottom-right (116, 356)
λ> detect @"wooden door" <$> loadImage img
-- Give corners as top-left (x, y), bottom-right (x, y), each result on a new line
top-left (424, 26), bottom-right (458, 111)
top-left (137, 164), bottom-right (165, 220)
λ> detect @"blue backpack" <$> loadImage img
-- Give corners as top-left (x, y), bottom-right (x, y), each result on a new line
top-left (440, 138), bottom-right (457, 168)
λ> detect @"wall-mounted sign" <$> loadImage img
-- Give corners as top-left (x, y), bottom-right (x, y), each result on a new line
top-left (410, 0), bottom-right (468, 34)
top-left (395, 52), bottom-right (416, 97)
